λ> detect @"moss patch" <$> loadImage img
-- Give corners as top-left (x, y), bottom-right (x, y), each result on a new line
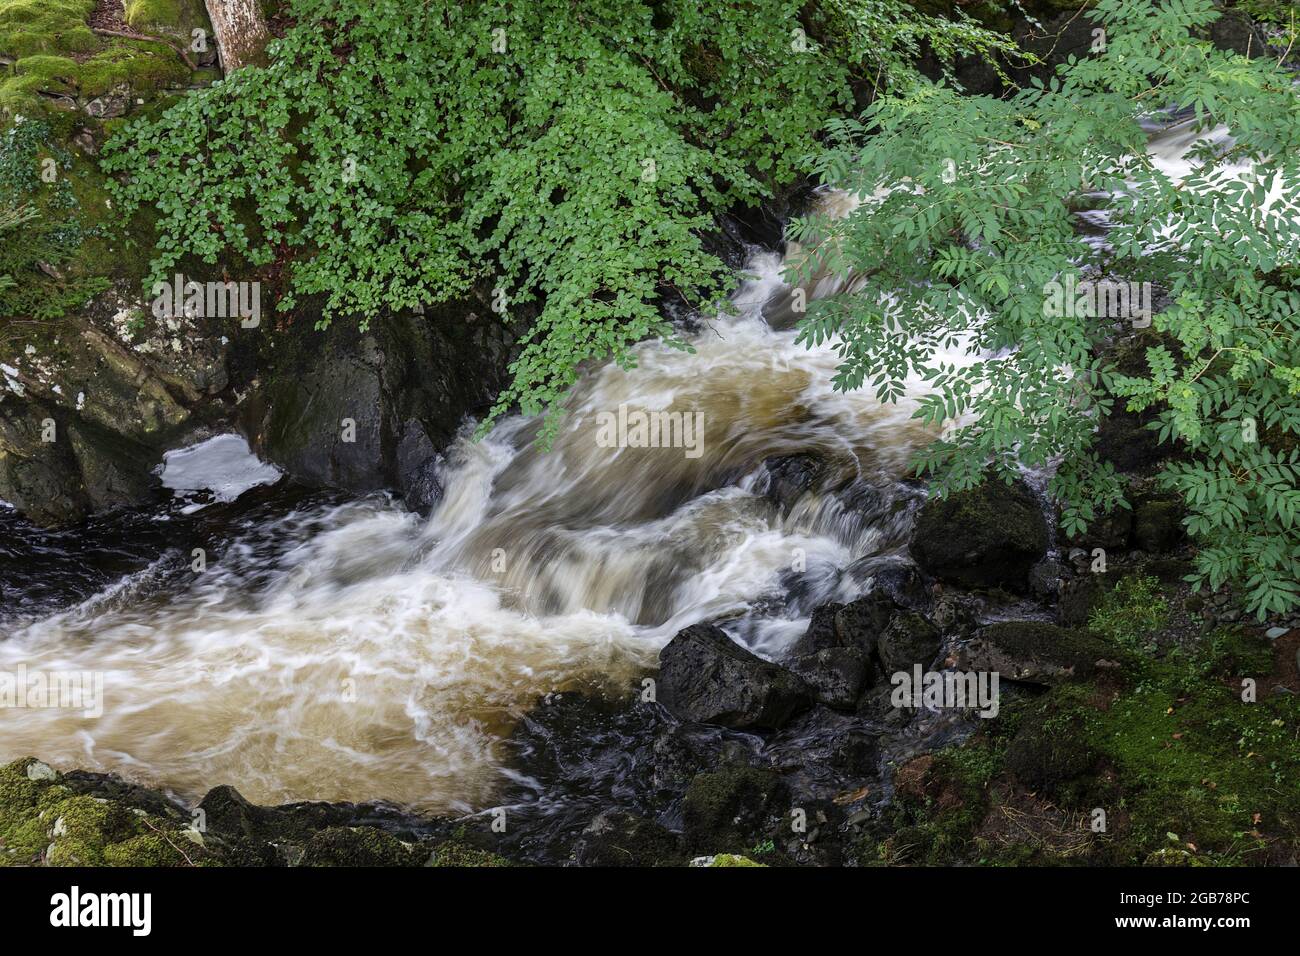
top-left (0, 757), bottom-right (212, 867)
top-left (0, 0), bottom-right (97, 60)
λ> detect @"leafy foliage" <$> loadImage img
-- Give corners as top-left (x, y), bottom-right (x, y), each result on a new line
top-left (794, 0), bottom-right (1300, 616)
top-left (0, 119), bottom-right (107, 322)
top-left (101, 0), bottom-right (1017, 441)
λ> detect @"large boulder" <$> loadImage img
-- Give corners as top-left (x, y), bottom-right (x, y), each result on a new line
top-left (0, 290), bottom-right (240, 525)
top-left (788, 593), bottom-right (899, 658)
top-left (955, 621), bottom-right (1121, 686)
top-left (658, 623), bottom-right (811, 730)
top-left (908, 479), bottom-right (1048, 592)
top-left (258, 302), bottom-right (515, 500)
top-left (876, 611), bottom-right (942, 673)
top-left (786, 647), bottom-right (873, 710)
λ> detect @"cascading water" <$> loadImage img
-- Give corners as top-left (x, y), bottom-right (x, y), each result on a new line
top-left (0, 112), bottom-right (1257, 815)
top-left (0, 200), bottom-right (980, 812)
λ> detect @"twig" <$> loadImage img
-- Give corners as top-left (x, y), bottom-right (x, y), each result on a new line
top-left (91, 27), bottom-right (198, 72)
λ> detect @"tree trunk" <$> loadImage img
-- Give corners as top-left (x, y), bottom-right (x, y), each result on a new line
top-left (203, 0), bottom-right (271, 73)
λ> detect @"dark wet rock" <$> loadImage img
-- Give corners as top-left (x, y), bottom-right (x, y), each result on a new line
top-left (760, 453), bottom-right (826, 514)
top-left (787, 647), bottom-right (873, 710)
top-left (1004, 706), bottom-right (1103, 806)
top-left (956, 621), bottom-right (1121, 686)
top-left (300, 826), bottom-right (419, 867)
top-left (876, 612), bottom-right (942, 674)
top-left (930, 591), bottom-right (981, 636)
top-left (1207, 10), bottom-right (1272, 58)
top-left (908, 479), bottom-right (1048, 592)
top-left (651, 724), bottom-right (722, 794)
top-left (835, 593), bottom-right (899, 654)
top-left (0, 295), bottom-right (237, 526)
top-left (396, 423), bottom-right (443, 515)
top-left (790, 601), bottom-right (844, 655)
top-left (570, 810), bottom-right (683, 867)
top-left (1132, 492), bottom-right (1185, 553)
top-left (259, 302), bottom-right (515, 495)
top-left (1060, 505), bottom-right (1133, 553)
top-left (845, 554), bottom-right (929, 609)
top-left (1058, 574), bottom-right (1114, 629)
top-left (1093, 407), bottom-right (1168, 475)
top-left (682, 766), bottom-right (787, 853)
top-left (197, 784), bottom-right (300, 842)
top-left (1029, 557), bottom-right (1064, 598)
top-left (658, 623), bottom-right (811, 730)
top-left (60, 769), bottom-right (190, 822)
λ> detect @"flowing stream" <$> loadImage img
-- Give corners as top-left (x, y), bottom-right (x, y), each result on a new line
top-left (0, 118), bottom-right (1245, 813)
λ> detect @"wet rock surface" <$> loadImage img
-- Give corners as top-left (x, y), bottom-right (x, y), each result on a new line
top-left (908, 478), bottom-right (1048, 592)
top-left (658, 623), bottom-right (812, 729)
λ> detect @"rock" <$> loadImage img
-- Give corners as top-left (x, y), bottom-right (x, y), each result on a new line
top-left (834, 593), bottom-right (899, 654)
top-left (930, 591), bottom-right (980, 636)
top-left (570, 810), bottom-right (682, 867)
top-left (1266, 627), bottom-right (1290, 640)
top-left (1058, 574), bottom-right (1113, 629)
top-left (682, 766), bottom-right (786, 853)
top-left (1004, 708), bottom-right (1101, 806)
top-left (260, 303), bottom-right (515, 496)
top-left (760, 453), bottom-right (825, 514)
top-left (1060, 505), bottom-right (1133, 553)
top-left (1028, 557), bottom-right (1064, 598)
top-left (24, 761), bottom-right (57, 782)
top-left (1132, 493), bottom-right (1184, 553)
top-left (876, 612), bottom-right (942, 674)
top-left (690, 853), bottom-right (766, 867)
top-left (957, 621), bottom-right (1120, 685)
top-left (787, 647), bottom-right (873, 710)
top-left (83, 84), bottom-right (131, 119)
top-left (908, 479), bottom-right (1048, 592)
top-left (395, 422), bottom-right (443, 515)
top-left (789, 601), bottom-right (844, 655)
top-left (658, 623), bottom-right (811, 729)
top-left (1207, 10), bottom-right (1271, 58)
top-left (845, 554), bottom-right (929, 609)
top-left (1093, 408), bottom-right (1167, 474)
top-left (300, 826), bottom-right (418, 867)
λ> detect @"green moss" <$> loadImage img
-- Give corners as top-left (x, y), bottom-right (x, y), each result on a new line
top-left (1088, 574), bottom-right (1170, 652)
top-left (707, 853), bottom-right (765, 867)
top-left (103, 833), bottom-right (192, 866)
top-left (682, 767), bottom-right (786, 853)
top-left (46, 794), bottom-right (142, 847)
top-left (425, 840), bottom-right (514, 867)
top-left (300, 826), bottom-right (419, 867)
top-left (0, 0), bottom-right (98, 59)
top-left (124, 0), bottom-right (211, 37)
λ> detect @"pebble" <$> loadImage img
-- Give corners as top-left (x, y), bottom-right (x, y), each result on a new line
top-left (1265, 626), bottom-right (1289, 640)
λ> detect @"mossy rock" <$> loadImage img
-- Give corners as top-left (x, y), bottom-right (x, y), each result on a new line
top-left (704, 853), bottom-right (765, 867)
top-left (0, 757), bottom-right (216, 867)
top-left (0, 0), bottom-right (195, 118)
top-left (1132, 493), bottom-right (1185, 554)
top-left (1004, 704), bottom-right (1104, 806)
top-left (958, 620), bottom-right (1125, 686)
top-left (908, 477), bottom-right (1048, 592)
top-left (682, 766), bottom-right (787, 853)
top-left (124, 0), bottom-right (211, 36)
top-left (424, 840), bottom-right (514, 868)
top-left (300, 826), bottom-right (419, 867)
top-left (0, 0), bottom-right (97, 59)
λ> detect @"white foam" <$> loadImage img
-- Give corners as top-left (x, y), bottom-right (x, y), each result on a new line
top-left (157, 434), bottom-right (282, 507)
